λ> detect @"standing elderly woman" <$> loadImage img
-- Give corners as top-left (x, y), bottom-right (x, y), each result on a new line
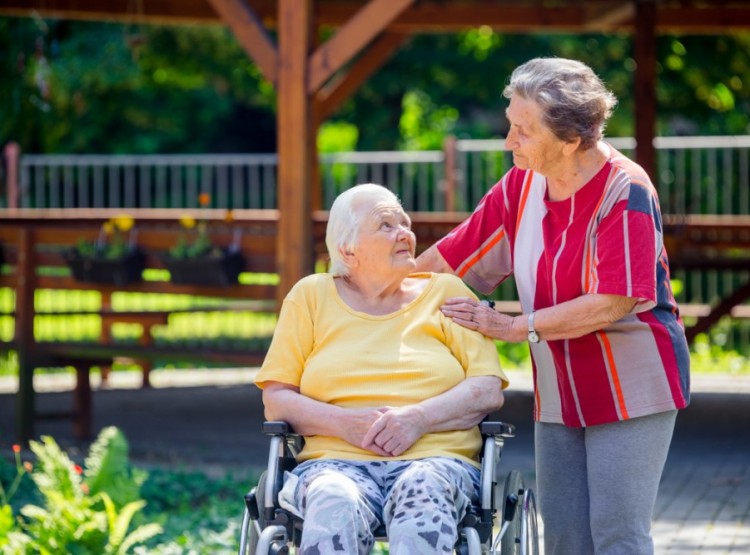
top-left (417, 57), bottom-right (690, 554)
top-left (255, 183), bottom-right (508, 554)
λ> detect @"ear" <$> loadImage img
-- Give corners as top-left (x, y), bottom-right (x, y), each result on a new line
top-left (340, 246), bottom-right (358, 267)
top-left (562, 137), bottom-right (581, 156)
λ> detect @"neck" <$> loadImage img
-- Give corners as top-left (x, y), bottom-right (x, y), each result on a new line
top-left (338, 271), bottom-right (416, 315)
top-left (546, 142), bottom-right (609, 201)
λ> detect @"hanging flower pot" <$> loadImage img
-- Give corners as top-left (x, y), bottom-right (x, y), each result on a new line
top-left (163, 199), bottom-right (245, 286)
top-left (65, 248), bottom-right (145, 286)
top-left (162, 247), bottom-right (244, 287)
top-left (65, 215), bottom-right (145, 286)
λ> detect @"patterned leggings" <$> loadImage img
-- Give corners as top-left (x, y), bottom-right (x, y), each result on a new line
top-left (280, 457), bottom-right (480, 555)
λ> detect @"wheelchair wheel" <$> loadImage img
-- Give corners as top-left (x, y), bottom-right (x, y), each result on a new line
top-left (500, 470), bottom-right (524, 555)
top-left (238, 472), bottom-right (267, 555)
top-left (520, 487), bottom-right (540, 555)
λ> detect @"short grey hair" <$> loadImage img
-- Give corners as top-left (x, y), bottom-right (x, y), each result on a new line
top-left (502, 57), bottom-right (617, 150)
top-left (326, 183), bottom-right (402, 277)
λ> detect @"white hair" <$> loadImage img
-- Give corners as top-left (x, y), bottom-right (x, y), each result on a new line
top-left (326, 183), bottom-right (401, 276)
top-left (503, 57), bottom-right (617, 150)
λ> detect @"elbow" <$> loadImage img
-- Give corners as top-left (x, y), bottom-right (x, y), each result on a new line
top-left (604, 295), bottom-right (639, 325)
top-left (261, 390), bottom-right (286, 422)
top-left (473, 377), bottom-right (505, 413)
top-left (492, 388), bottom-right (505, 412)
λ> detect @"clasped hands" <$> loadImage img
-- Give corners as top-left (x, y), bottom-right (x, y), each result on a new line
top-left (344, 405), bottom-right (429, 457)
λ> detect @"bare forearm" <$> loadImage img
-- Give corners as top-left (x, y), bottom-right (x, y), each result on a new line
top-left (415, 244), bottom-right (454, 274)
top-left (417, 375), bottom-right (505, 432)
top-left (263, 383), bottom-right (390, 455)
top-left (361, 375), bottom-right (505, 456)
top-left (508, 294), bottom-right (638, 342)
top-left (263, 386), bottom-right (345, 436)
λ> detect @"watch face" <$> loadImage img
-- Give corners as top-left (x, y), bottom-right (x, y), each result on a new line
top-left (528, 331), bottom-right (540, 343)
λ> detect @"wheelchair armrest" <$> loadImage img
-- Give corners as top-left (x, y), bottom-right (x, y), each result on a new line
top-left (263, 420), bottom-right (298, 436)
top-left (480, 421), bottom-right (515, 438)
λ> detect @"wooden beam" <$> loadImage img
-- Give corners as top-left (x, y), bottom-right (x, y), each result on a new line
top-left (206, 0), bottom-right (278, 84)
top-left (316, 32), bottom-right (409, 121)
top-left (634, 0), bottom-right (657, 180)
top-left (3, 1), bottom-right (750, 32)
top-left (657, 6), bottom-right (750, 33)
top-left (583, 1), bottom-right (635, 31)
top-left (276, 0), bottom-right (314, 302)
top-left (307, 0), bottom-right (415, 93)
top-left (685, 278), bottom-right (750, 344)
top-left (0, 0), bottom-right (223, 25)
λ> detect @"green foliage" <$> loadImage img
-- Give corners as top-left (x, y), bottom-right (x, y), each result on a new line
top-left (3, 17), bottom-right (750, 155)
top-left (135, 468), bottom-right (255, 554)
top-left (75, 216), bottom-right (136, 261)
top-left (85, 427), bottom-right (146, 508)
top-left (1, 427), bottom-right (161, 554)
top-left (318, 121), bottom-right (359, 153)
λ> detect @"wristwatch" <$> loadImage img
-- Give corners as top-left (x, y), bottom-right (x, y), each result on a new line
top-left (527, 312), bottom-right (540, 343)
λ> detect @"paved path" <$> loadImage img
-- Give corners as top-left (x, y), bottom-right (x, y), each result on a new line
top-left (1, 369), bottom-right (749, 554)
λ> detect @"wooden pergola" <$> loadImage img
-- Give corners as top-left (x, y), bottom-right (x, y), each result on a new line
top-left (3, 0), bottom-right (750, 301)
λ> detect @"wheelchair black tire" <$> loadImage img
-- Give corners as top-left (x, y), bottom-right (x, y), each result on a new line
top-left (241, 507), bottom-right (260, 555)
top-left (500, 470), bottom-right (525, 555)
top-left (240, 472), bottom-right (267, 555)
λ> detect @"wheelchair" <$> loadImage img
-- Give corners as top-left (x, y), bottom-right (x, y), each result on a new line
top-left (238, 420), bottom-right (539, 555)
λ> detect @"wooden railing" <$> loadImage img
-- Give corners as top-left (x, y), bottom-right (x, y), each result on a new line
top-left (1, 209), bottom-right (749, 442)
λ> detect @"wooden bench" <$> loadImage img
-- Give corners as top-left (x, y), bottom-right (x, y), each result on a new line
top-left (0, 209), bottom-right (288, 441)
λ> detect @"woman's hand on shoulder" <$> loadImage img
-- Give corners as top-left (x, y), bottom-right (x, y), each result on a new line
top-left (441, 296), bottom-right (524, 342)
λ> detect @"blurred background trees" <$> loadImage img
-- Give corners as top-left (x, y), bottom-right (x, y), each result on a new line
top-left (1, 17), bottom-right (749, 154)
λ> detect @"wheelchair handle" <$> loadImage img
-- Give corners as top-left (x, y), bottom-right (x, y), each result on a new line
top-left (263, 421), bottom-right (294, 435)
top-left (480, 421), bottom-right (515, 438)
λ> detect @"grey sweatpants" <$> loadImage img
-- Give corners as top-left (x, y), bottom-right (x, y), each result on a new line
top-left (536, 410), bottom-right (677, 555)
top-left (283, 457), bottom-right (480, 555)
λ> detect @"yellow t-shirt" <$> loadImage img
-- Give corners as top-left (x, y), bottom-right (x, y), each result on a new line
top-left (255, 272), bottom-right (508, 467)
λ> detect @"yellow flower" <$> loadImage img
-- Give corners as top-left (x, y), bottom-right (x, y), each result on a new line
top-left (224, 209), bottom-right (234, 223)
top-left (112, 214), bottom-right (135, 232)
top-left (102, 221), bottom-right (114, 235)
top-left (179, 214), bottom-right (197, 229)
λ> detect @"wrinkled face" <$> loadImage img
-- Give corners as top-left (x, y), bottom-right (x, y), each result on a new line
top-left (349, 200), bottom-right (416, 276)
top-left (504, 95), bottom-right (567, 176)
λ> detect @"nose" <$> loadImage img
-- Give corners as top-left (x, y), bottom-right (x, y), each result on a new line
top-left (397, 225), bottom-right (414, 242)
top-left (505, 127), bottom-right (517, 149)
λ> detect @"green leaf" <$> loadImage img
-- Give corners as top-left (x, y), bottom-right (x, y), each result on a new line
top-left (85, 427), bottom-right (142, 508)
top-left (108, 498), bottom-right (146, 550)
top-left (116, 522), bottom-right (163, 555)
top-left (0, 504), bottom-right (15, 544)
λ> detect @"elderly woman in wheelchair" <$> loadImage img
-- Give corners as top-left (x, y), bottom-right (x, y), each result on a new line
top-left (243, 183), bottom-right (537, 554)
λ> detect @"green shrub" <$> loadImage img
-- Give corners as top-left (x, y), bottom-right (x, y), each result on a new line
top-left (0, 427), bottom-right (161, 554)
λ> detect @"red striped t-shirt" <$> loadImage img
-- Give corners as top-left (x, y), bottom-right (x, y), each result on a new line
top-left (437, 146), bottom-right (690, 427)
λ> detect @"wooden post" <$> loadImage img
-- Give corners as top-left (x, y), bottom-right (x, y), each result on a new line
top-left (15, 227), bottom-right (36, 442)
top-left (4, 141), bottom-right (20, 209)
top-left (73, 365), bottom-right (92, 439)
top-left (634, 0), bottom-right (657, 181)
top-left (276, 0), bottom-right (314, 303)
top-left (442, 135), bottom-right (458, 212)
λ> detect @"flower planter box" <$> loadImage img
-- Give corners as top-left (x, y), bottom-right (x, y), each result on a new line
top-left (65, 249), bottom-right (145, 286)
top-left (162, 249), bottom-right (245, 287)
